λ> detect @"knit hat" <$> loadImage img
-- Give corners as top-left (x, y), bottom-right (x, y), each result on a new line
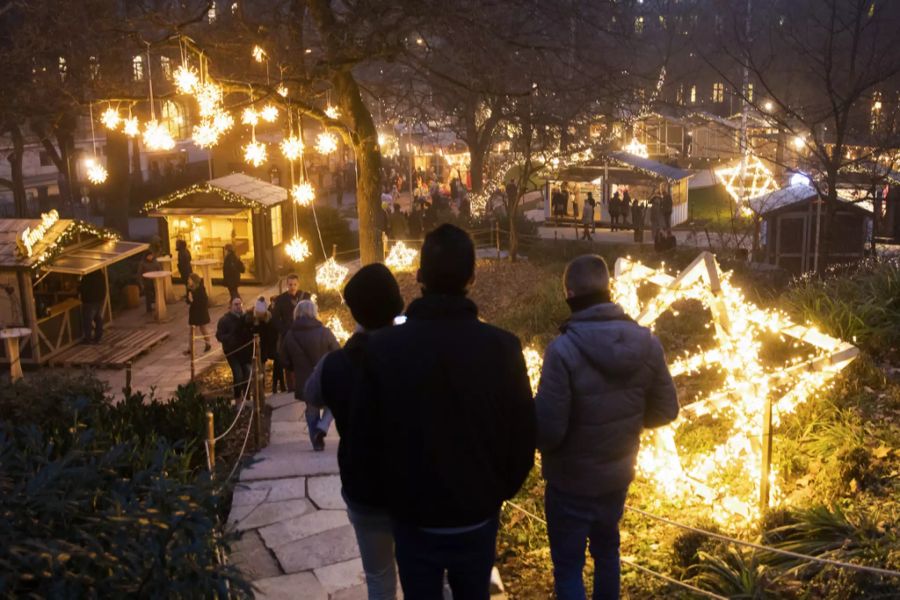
top-left (343, 264), bottom-right (404, 330)
top-left (254, 297), bottom-right (268, 317)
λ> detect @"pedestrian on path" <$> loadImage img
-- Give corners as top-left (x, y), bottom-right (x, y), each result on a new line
top-left (581, 193), bottom-right (596, 241)
top-left (79, 269), bottom-right (106, 344)
top-left (534, 255), bottom-right (678, 600)
top-left (365, 224), bottom-right (536, 600)
top-left (249, 296), bottom-right (278, 383)
top-left (223, 244), bottom-right (245, 300)
top-left (272, 274), bottom-right (312, 392)
top-left (185, 273), bottom-right (212, 355)
top-left (176, 238), bottom-right (192, 298)
top-left (280, 299), bottom-right (339, 451)
top-left (305, 263), bottom-right (405, 600)
top-left (662, 186), bottom-right (673, 230)
top-left (609, 191), bottom-right (621, 231)
top-left (216, 296), bottom-right (253, 400)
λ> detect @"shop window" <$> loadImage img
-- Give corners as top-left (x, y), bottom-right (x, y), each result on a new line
top-left (271, 204), bottom-right (283, 246)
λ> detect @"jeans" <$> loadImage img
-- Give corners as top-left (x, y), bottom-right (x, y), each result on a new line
top-left (226, 357), bottom-right (252, 400)
top-left (393, 515), bottom-right (499, 600)
top-left (82, 301), bottom-right (103, 342)
top-left (545, 485), bottom-right (628, 600)
top-left (305, 404), bottom-right (333, 441)
top-left (143, 283), bottom-right (155, 313)
top-left (346, 498), bottom-right (398, 600)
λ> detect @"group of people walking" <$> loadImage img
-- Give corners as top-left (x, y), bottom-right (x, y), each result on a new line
top-left (264, 224), bottom-right (678, 600)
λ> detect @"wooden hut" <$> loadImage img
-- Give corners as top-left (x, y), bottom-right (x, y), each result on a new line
top-left (145, 174), bottom-right (288, 284)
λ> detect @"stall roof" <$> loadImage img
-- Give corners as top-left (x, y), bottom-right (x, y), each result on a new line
top-left (749, 184), bottom-right (873, 216)
top-left (146, 173), bottom-right (288, 213)
top-left (0, 217), bottom-right (121, 270)
top-left (607, 152), bottom-right (692, 181)
top-left (44, 239), bottom-right (149, 275)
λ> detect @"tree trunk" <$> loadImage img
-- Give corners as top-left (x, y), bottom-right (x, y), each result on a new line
top-left (105, 129), bottom-right (131, 235)
top-left (469, 142), bottom-right (486, 194)
top-left (507, 211), bottom-right (518, 262)
top-left (7, 125), bottom-right (28, 217)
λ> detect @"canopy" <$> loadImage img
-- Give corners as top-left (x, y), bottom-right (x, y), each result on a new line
top-left (0, 215), bottom-right (119, 270)
top-left (145, 173), bottom-right (288, 213)
top-left (43, 239), bottom-right (149, 275)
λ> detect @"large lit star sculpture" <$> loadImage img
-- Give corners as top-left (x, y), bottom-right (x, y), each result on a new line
top-left (715, 155), bottom-right (778, 207)
top-left (611, 252), bottom-right (858, 524)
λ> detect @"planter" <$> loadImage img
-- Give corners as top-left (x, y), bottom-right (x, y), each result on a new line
top-left (124, 284), bottom-right (140, 309)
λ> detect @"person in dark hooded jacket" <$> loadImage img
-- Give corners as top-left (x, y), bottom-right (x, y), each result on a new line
top-left (535, 254), bottom-right (678, 600)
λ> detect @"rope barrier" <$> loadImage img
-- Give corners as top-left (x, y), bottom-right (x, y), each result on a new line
top-left (625, 505), bottom-right (900, 579)
top-left (223, 386), bottom-right (256, 483)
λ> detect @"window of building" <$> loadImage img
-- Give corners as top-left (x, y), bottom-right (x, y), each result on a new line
top-left (38, 151), bottom-right (52, 167)
top-left (713, 82), bottom-right (725, 103)
top-left (58, 57), bottom-right (67, 82)
top-left (270, 204), bottom-right (283, 246)
top-left (745, 83), bottom-right (754, 102)
top-left (676, 85), bottom-right (685, 105)
top-left (634, 16), bottom-right (644, 34)
top-left (89, 56), bottom-right (100, 80)
top-left (132, 55), bottom-right (144, 82)
top-left (160, 56), bottom-right (172, 80)
top-left (160, 100), bottom-right (188, 139)
top-left (690, 85), bottom-right (697, 104)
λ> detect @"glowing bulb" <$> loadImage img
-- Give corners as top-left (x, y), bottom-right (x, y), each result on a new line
top-left (763, 100), bottom-right (774, 112)
top-left (243, 140), bottom-right (267, 166)
top-left (100, 108), bottom-right (121, 131)
top-left (260, 104), bottom-right (279, 122)
top-left (142, 120), bottom-right (176, 151)
top-left (291, 181), bottom-right (315, 206)
top-left (174, 65), bottom-right (199, 94)
top-left (280, 136), bottom-right (304, 161)
top-left (324, 105), bottom-right (340, 119)
top-left (123, 116), bottom-right (140, 137)
top-left (84, 157), bottom-right (108, 184)
top-left (316, 257), bottom-right (349, 291)
top-left (378, 133), bottom-right (387, 147)
top-left (241, 108), bottom-right (259, 126)
top-left (252, 45), bottom-right (266, 62)
top-left (285, 236), bottom-right (311, 262)
top-left (384, 241), bottom-right (418, 272)
top-left (315, 132), bottom-right (338, 154)
top-left (793, 136), bottom-right (805, 150)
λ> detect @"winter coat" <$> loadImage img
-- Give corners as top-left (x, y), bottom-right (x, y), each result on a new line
top-left (177, 246), bottom-right (192, 278)
top-left (582, 201), bottom-right (595, 224)
top-left (222, 252), bottom-right (245, 288)
top-left (79, 269), bottom-right (106, 304)
top-left (249, 310), bottom-right (279, 362)
top-left (535, 302), bottom-right (678, 497)
top-left (271, 291), bottom-right (310, 338)
top-left (137, 257), bottom-right (162, 289)
top-left (364, 294), bottom-right (536, 528)
top-left (609, 195), bottom-right (621, 217)
top-left (305, 332), bottom-right (386, 508)
top-left (662, 192), bottom-right (673, 216)
top-left (187, 283), bottom-right (211, 326)
top-left (279, 316), bottom-right (340, 399)
top-left (216, 311), bottom-right (253, 364)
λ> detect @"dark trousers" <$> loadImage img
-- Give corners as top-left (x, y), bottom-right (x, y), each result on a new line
top-left (393, 515), bottom-right (499, 600)
top-left (143, 284), bottom-right (155, 313)
top-left (610, 213), bottom-right (619, 231)
top-left (82, 302), bottom-right (103, 342)
top-left (226, 356), bottom-right (252, 400)
top-left (272, 356), bottom-right (286, 393)
top-left (545, 485), bottom-right (628, 600)
top-left (227, 285), bottom-right (239, 301)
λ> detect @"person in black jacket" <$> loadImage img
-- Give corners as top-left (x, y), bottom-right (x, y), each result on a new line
top-left (365, 224), bottom-right (536, 600)
top-left (222, 244), bottom-right (245, 300)
top-left (305, 264), bottom-right (405, 599)
top-left (185, 273), bottom-right (212, 355)
top-left (271, 273), bottom-right (312, 392)
top-left (216, 296), bottom-right (253, 399)
top-left (176, 239), bottom-right (192, 298)
top-left (79, 269), bottom-right (106, 343)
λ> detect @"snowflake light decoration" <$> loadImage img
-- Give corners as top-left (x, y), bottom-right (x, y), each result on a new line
top-left (715, 154), bottom-right (779, 206)
top-left (624, 137), bottom-right (649, 158)
top-left (324, 105), bottom-right (340, 119)
top-left (276, 84), bottom-right (288, 97)
top-left (280, 136), bottom-right (304, 161)
top-left (192, 121), bottom-right (220, 148)
top-left (241, 108), bottom-right (259, 126)
top-left (260, 104), bottom-right (279, 123)
top-left (122, 116), bottom-right (140, 137)
top-left (316, 257), bottom-right (349, 291)
top-left (174, 64), bottom-right (199, 94)
top-left (84, 157), bottom-right (108, 184)
top-left (142, 120), bottom-right (175, 151)
top-left (252, 45), bottom-right (266, 62)
top-left (100, 107), bottom-right (121, 131)
top-left (385, 241), bottom-right (419, 272)
top-left (315, 132), bottom-right (338, 155)
top-left (285, 235), bottom-right (311, 262)
top-left (291, 182), bottom-right (315, 206)
top-left (243, 140), bottom-right (267, 166)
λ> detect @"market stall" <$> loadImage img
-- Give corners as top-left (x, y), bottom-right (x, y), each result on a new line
top-left (0, 211), bottom-right (148, 367)
top-left (144, 173), bottom-right (287, 285)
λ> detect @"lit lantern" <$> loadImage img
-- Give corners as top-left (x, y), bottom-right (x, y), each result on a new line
top-left (291, 182), bottom-right (315, 206)
top-left (243, 140), bottom-right (267, 166)
top-left (100, 107), bottom-right (121, 131)
top-left (316, 257), bottom-right (349, 291)
top-left (315, 132), bottom-right (338, 155)
top-left (280, 135), bottom-right (304, 161)
top-left (142, 120), bottom-right (176, 151)
top-left (84, 157), bottom-right (108, 184)
top-left (285, 235), bottom-right (311, 262)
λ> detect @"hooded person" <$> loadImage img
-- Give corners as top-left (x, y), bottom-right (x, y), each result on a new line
top-left (534, 255), bottom-right (678, 600)
top-left (304, 264), bottom-right (405, 600)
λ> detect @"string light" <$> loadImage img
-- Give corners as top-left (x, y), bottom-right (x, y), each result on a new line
top-left (316, 257), bottom-right (349, 291)
top-left (100, 107), bottom-right (121, 131)
top-left (523, 346), bottom-right (543, 395)
top-left (291, 182), bottom-right (315, 206)
top-left (324, 105), bottom-right (340, 119)
top-left (325, 314), bottom-right (351, 345)
top-left (252, 45), bottom-right (266, 62)
top-left (315, 132), bottom-right (338, 154)
top-left (260, 104), bottom-right (279, 122)
top-left (715, 154), bottom-right (778, 204)
top-left (173, 64), bottom-right (199, 94)
top-left (241, 107), bottom-right (259, 126)
top-left (384, 241), bottom-right (418, 272)
top-left (624, 137), bottom-right (649, 158)
top-left (243, 140), bottom-right (267, 166)
top-left (122, 116), bottom-right (140, 137)
top-left (142, 120), bottom-right (176, 151)
top-left (284, 235), bottom-right (311, 262)
top-left (84, 157), bottom-right (108, 185)
top-left (280, 136), bottom-right (304, 161)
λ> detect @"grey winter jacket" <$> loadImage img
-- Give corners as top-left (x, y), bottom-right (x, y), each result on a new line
top-left (279, 316), bottom-right (340, 400)
top-left (535, 302), bottom-right (678, 497)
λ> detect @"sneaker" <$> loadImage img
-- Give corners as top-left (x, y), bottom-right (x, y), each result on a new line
top-left (312, 429), bottom-right (326, 452)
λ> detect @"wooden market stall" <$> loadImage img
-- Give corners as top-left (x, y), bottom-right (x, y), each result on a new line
top-left (0, 211), bottom-right (149, 367)
top-left (144, 173), bottom-right (288, 284)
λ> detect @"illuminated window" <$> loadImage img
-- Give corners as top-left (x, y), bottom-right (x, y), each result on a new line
top-left (871, 92), bottom-right (883, 133)
top-left (271, 204), bottom-right (283, 246)
top-left (745, 83), bottom-right (753, 102)
top-left (132, 55), bottom-right (144, 82)
top-left (634, 16), bottom-right (644, 34)
top-left (676, 85), bottom-right (684, 105)
top-left (160, 56), bottom-right (172, 80)
top-left (712, 82), bottom-right (724, 103)
top-left (58, 57), bottom-right (67, 81)
top-left (207, 2), bottom-right (217, 22)
top-left (89, 56), bottom-right (99, 80)
top-left (690, 85), bottom-right (697, 104)
top-left (160, 100), bottom-right (188, 139)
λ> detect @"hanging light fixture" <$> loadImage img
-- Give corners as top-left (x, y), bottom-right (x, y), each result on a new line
top-left (324, 105), bottom-right (340, 120)
top-left (242, 107), bottom-right (259, 126)
top-left (141, 45), bottom-right (176, 151)
top-left (174, 64), bottom-right (199, 94)
top-left (192, 121), bottom-right (219, 148)
top-left (85, 104), bottom-right (107, 185)
top-left (260, 104), bottom-right (279, 123)
top-left (315, 132), bottom-right (338, 154)
top-left (252, 45), bottom-right (266, 62)
top-left (100, 106), bottom-right (121, 131)
top-left (291, 182), bottom-right (315, 206)
top-left (280, 135), bottom-right (304, 161)
top-left (316, 257), bottom-right (349, 291)
top-left (276, 84), bottom-right (288, 97)
top-left (244, 140), bottom-right (267, 166)
top-left (123, 114), bottom-right (140, 137)
top-left (285, 235), bottom-right (311, 262)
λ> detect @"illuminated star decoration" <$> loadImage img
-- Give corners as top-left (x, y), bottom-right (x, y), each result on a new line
top-left (244, 140), bottom-right (267, 167)
top-left (315, 132), bottom-right (338, 155)
top-left (624, 137), bottom-right (649, 158)
top-left (611, 251), bottom-right (858, 524)
top-left (142, 120), bottom-right (175, 151)
top-left (284, 235), bottom-right (311, 262)
top-left (122, 116), bottom-right (140, 137)
top-left (291, 182), bottom-right (315, 206)
top-left (384, 241), bottom-right (418, 272)
top-left (260, 104), bottom-right (279, 123)
top-left (84, 157), bottom-right (108, 184)
top-left (324, 105), bottom-right (340, 120)
top-left (715, 154), bottom-right (779, 207)
top-left (325, 314), bottom-right (351, 345)
top-left (316, 257), bottom-right (349, 292)
top-left (280, 136), bottom-right (304, 161)
top-left (100, 107), bottom-right (121, 131)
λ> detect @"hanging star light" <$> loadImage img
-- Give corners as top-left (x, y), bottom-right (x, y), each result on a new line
top-left (174, 64), bottom-right (199, 94)
top-left (324, 105), bottom-right (340, 119)
top-left (212, 109), bottom-right (234, 134)
top-left (143, 120), bottom-right (176, 151)
top-left (122, 116), bottom-right (140, 137)
top-left (241, 107), bottom-right (259, 126)
top-left (192, 121), bottom-right (220, 148)
top-left (384, 241), bottom-right (419, 272)
top-left (280, 135), bottom-right (304, 161)
top-left (260, 104), bottom-right (279, 122)
top-left (252, 45), bottom-right (267, 62)
top-left (325, 314), bottom-right (351, 345)
top-left (316, 257), bottom-right (349, 291)
top-left (243, 140), bottom-right (267, 166)
top-left (276, 84), bottom-right (288, 97)
top-left (315, 132), bottom-right (338, 154)
top-left (84, 157), bottom-right (108, 185)
top-left (715, 154), bottom-right (778, 205)
top-left (624, 137), bottom-right (649, 158)
top-left (100, 107), bottom-right (121, 131)
top-left (196, 81), bottom-right (223, 118)
top-left (291, 181), bottom-right (315, 206)
top-left (285, 235), bottom-right (311, 262)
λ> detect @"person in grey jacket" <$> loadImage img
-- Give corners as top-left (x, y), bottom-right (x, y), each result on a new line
top-left (535, 254), bottom-right (678, 600)
top-left (280, 299), bottom-right (340, 450)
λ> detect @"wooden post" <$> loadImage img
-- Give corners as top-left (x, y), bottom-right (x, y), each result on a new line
top-left (190, 325), bottom-right (196, 382)
top-left (252, 334), bottom-right (263, 447)
top-left (495, 221), bottom-right (500, 260)
top-left (759, 393), bottom-right (773, 514)
top-left (206, 410), bottom-right (216, 474)
top-left (125, 361), bottom-right (133, 396)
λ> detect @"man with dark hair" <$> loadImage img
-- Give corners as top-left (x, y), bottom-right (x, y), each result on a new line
top-left (272, 273), bottom-right (311, 391)
top-left (535, 255), bottom-right (678, 600)
top-left (366, 224), bottom-right (535, 599)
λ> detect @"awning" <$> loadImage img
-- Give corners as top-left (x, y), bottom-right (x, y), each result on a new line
top-left (44, 240), bottom-right (149, 275)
